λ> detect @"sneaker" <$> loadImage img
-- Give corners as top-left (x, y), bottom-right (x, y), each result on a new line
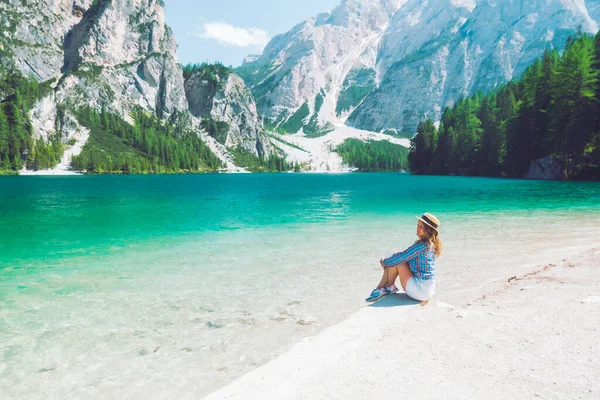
top-left (365, 288), bottom-right (387, 302)
top-left (386, 284), bottom-right (399, 295)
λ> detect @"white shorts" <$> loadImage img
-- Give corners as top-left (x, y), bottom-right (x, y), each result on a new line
top-left (405, 277), bottom-right (435, 301)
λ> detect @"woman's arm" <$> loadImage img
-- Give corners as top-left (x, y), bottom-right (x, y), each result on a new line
top-left (380, 242), bottom-right (427, 268)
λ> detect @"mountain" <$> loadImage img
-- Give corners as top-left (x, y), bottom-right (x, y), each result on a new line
top-left (0, 0), bottom-right (271, 174)
top-left (238, 0), bottom-right (600, 135)
top-left (4, 0), bottom-right (598, 174)
top-left (183, 64), bottom-right (274, 159)
top-left (2, 0), bottom-right (186, 132)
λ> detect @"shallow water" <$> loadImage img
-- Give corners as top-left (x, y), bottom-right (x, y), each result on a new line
top-left (1, 174), bottom-right (599, 398)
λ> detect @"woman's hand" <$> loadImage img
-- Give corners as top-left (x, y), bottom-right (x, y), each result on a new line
top-left (380, 258), bottom-right (385, 269)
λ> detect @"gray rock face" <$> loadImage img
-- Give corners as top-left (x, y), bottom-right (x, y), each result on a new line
top-left (57, 0), bottom-right (188, 117)
top-left (240, 0), bottom-right (600, 134)
top-left (185, 70), bottom-right (273, 158)
top-left (237, 0), bottom-right (401, 132)
top-left (349, 0), bottom-right (599, 133)
top-left (1, 0), bottom-right (276, 171)
top-left (526, 156), bottom-right (565, 180)
top-left (1, 0), bottom-right (188, 135)
top-left (0, 0), bottom-right (91, 81)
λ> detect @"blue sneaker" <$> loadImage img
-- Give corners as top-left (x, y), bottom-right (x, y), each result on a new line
top-left (386, 284), bottom-right (399, 295)
top-left (365, 288), bottom-right (387, 302)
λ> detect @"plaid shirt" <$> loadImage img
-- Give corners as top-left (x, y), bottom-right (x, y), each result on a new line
top-left (381, 241), bottom-right (437, 281)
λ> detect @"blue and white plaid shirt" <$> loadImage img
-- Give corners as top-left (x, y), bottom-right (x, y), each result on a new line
top-left (381, 241), bottom-right (437, 281)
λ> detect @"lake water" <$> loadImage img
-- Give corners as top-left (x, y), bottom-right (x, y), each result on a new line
top-left (1, 174), bottom-right (599, 399)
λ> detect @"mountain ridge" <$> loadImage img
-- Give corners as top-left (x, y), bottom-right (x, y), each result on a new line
top-left (238, 0), bottom-right (600, 135)
top-left (0, 0), bottom-right (273, 174)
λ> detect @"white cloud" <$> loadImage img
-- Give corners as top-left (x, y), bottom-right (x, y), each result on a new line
top-left (195, 22), bottom-right (270, 48)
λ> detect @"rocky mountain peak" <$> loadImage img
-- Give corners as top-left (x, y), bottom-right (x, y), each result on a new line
top-left (184, 65), bottom-right (272, 158)
top-left (330, 0), bottom-right (402, 29)
top-left (1, 0), bottom-right (277, 173)
top-left (239, 0), bottom-right (600, 135)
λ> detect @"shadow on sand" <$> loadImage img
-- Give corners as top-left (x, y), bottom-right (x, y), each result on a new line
top-left (368, 293), bottom-right (421, 308)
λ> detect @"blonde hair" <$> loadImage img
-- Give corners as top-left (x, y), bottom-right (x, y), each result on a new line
top-left (420, 225), bottom-right (443, 257)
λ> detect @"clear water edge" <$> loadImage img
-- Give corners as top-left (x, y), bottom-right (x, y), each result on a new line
top-left (1, 174), bottom-right (599, 399)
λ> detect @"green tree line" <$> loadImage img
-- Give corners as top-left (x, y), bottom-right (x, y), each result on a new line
top-left (0, 73), bottom-right (61, 173)
top-left (182, 62), bottom-right (232, 84)
top-left (336, 138), bottom-right (409, 172)
top-left (409, 33), bottom-right (600, 180)
top-left (200, 118), bottom-right (230, 145)
top-left (228, 145), bottom-right (293, 172)
top-left (72, 107), bottom-right (223, 173)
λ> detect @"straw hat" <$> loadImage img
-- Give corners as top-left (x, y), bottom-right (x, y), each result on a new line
top-left (417, 213), bottom-right (440, 232)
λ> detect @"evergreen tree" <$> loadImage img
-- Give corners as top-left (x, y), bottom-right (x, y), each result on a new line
top-left (550, 36), bottom-right (597, 174)
top-left (72, 106), bottom-right (224, 174)
top-left (505, 60), bottom-right (542, 177)
top-left (409, 120), bottom-right (436, 174)
top-left (336, 139), bottom-right (408, 172)
top-left (477, 95), bottom-right (501, 176)
top-left (0, 106), bottom-right (9, 169)
top-left (412, 34), bottom-right (600, 180)
top-left (453, 97), bottom-right (483, 174)
top-left (533, 50), bottom-right (559, 159)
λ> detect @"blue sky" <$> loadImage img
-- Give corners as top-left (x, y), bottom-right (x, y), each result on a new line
top-left (164, 0), bottom-right (340, 67)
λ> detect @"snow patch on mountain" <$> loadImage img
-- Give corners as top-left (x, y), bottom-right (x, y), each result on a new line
top-left (270, 124), bottom-right (410, 172)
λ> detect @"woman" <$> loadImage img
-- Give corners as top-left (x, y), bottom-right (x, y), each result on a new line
top-left (366, 213), bottom-right (442, 302)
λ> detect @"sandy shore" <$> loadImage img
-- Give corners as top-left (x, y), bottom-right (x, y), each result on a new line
top-left (204, 247), bottom-right (600, 400)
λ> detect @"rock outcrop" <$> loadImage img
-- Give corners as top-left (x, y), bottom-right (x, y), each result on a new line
top-left (185, 67), bottom-right (273, 158)
top-left (1, 0), bottom-right (188, 117)
top-left (526, 156), bottom-right (565, 180)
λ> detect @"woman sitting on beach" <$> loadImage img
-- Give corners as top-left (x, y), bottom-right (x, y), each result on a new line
top-left (366, 213), bottom-right (442, 302)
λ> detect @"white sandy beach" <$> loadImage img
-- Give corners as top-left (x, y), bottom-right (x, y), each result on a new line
top-left (204, 247), bottom-right (600, 400)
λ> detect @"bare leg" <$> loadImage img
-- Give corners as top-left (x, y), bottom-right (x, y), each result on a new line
top-left (386, 266), bottom-right (399, 287)
top-left (376, 267), bottom-right (389, 289)
top-left (390, 263), bottom-right (414, 290)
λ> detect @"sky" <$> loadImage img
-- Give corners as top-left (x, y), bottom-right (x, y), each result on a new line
top-left (164, 0), bottom-right (341, 68)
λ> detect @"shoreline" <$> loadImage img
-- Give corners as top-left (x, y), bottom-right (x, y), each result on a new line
top-left (203, 246), bottom-right (600, 400)
top-left (2, 176), bottom-right (599, 399)
top-left (10, 167), bottom-right (593, 179)
top-left (13, 124), bottom-right (410, 176)
top-left (10, 169), bottom-right (404, 176)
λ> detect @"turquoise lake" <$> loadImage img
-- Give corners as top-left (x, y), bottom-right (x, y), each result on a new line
top-left (1, 174), bottom-right (599, 398)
